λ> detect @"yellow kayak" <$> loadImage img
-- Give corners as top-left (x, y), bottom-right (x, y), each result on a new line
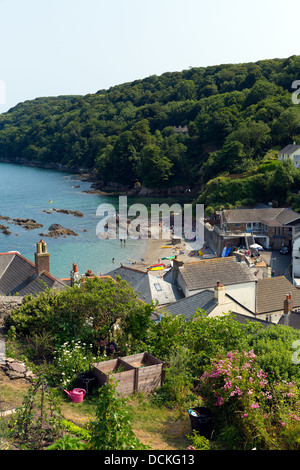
top-left (148, 266), bottom-right (164, 271)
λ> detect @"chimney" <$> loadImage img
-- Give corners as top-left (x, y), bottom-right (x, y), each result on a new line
top-left (85, 269), bottom-right (94, 277)
top-left (70, 263), bottom-right (81, 287)
top-left (172, 256), bottom-right (184, 284)
top-left (214, 281), bottom-right (226, 304)
top-left (35, 239), bottom-right (50, 276)
top-left (283, 292), bottom-right (293, 316)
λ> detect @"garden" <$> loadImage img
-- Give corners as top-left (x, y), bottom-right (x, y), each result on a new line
top-left (1, 275), bottom-right (300, 450)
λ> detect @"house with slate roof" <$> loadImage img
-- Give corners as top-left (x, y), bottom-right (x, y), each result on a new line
top-left (105, 265), bottom-right (153, 304)
top-left (220, 207), bottom-right (300, 250)
top-left (106, 265), bottom-right (183, 306)
top-left (163, 282), bottom-right (256, 320)
top-left (170, 256), bottom-right (257, 310)
top-left (292, 228), bottom-right (300, 288)
top-left (0, 240), bottom-right (66, 296)
top-left (163, 273), bottom-right (300, 329)
top-left (278, 144), bottom-right (300, 169)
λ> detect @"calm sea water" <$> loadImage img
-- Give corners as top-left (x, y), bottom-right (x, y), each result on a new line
top-left (0, 163), bottom-right (151, 279)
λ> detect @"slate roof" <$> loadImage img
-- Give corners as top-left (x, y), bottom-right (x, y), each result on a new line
top-left (273, 208), bottom-right (300, 225)
top-left (223, 208), bottom-right (300, 226)
top-left (230, 312), bottom-right (270, 327)
top-left (148, 273), bottom-right (184, 305)
top-left (278, 144), bottom-right (300, 155)
top-left (256, 276), bottom-right (300, 314)
top-left (278, 310), bottom-right (300, 329)
top-left (105, 266), bottom-right (152, 304)
top-left (164, 290), bottom-right (216, 320)
top-left (0, 251), bottom-right (66, 296)
top-left (178, 257), bottom-right (256, 292)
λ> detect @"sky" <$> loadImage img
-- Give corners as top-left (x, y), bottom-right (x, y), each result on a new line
top-left (0, 0), bottom-right (299, 113)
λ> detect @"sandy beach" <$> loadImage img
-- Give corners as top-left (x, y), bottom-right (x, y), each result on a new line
top-left (123, 237), bottom-right (201, 273)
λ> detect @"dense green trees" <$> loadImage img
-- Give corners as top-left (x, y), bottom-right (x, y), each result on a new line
top-left (8, 276), bottom-right (154, 346)
top-left (1, 56), bottom-right (300, 205)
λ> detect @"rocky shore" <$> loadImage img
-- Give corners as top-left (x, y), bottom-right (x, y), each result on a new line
top-left (0, 157), bottom-right (197, 198)
top-left (82, 178), bottom-right (194, 197)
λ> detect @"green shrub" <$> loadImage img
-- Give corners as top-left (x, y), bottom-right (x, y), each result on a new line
top-left (54, 339), bottom-right (102, 389)
top-left (87, 380), bottom-right (150, 450)
top-left (196, 350), bottom-right (300, 450)
top-left (187, 431), bottom-right (211, 450)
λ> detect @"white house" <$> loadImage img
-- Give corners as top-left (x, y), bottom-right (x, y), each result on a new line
top-left (293, 231), bottom-right (300, 288)
top-left (164, 275), bottom-right (300, 326)
top-left (278, 144), bottom-right (300, 169)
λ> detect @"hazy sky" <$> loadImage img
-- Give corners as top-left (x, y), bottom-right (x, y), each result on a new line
top-left (0, 0), bottom-right (299, 112)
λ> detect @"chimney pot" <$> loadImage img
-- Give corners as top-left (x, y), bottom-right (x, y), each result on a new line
top-left (283, 292), bottom-right (293, 315)
top-left (35, 240), bottom-right (50, 275)
top-left (214, 282), bottom-right (226, 303)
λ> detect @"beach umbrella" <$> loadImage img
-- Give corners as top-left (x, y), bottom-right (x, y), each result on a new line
top-left (250, 243), bottom-right (263, 250)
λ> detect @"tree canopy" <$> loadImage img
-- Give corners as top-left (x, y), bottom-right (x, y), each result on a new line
top-left (1, 55), bottom-right (300, 206)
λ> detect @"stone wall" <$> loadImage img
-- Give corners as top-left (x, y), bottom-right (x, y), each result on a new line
top-left (0, 296), bottom-right (24, 324)
top-left (267, 226), bottom-right (291, 249)
top-left (204, 223), bottom-right (244, 256)
top-left (227, 222), bottom-right (247, 232)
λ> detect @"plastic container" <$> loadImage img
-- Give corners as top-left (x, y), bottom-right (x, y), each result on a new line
top-left (76, 372), bottom-right (96, 395)
top-left (188, 407), bottom-right (213, 440)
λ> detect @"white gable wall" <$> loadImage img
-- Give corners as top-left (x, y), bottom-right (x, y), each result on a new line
top-left (293, 235), bottom-right (300, 284)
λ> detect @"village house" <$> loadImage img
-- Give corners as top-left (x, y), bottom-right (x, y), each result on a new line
top-left (0, 240), bottom-right (66, 296)
top-left (278, 143), bottom-right (300, 169)
top-left (106, 265), bottom-right (183, 306)
top-left (207, 206), bottom-right (300, 253)
top-left (0, 240), bottom-right (67, 323)
top-left (168, 256), bottom-right (257, 306)
top-left (163, 272), bottom-right (300, 329)
top-left (292, 228), bottom-right (300, 288)
top-left (173, 125), bottom-right (188, 134)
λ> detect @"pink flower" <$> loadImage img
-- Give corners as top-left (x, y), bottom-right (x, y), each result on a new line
top-left (216, 396), bottom-right (224, 406)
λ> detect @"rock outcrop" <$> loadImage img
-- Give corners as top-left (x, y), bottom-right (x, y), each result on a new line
top-left (39, 223), bottom-right (78, 238)
top-left (12, 218), bottom-right (43, 230)
top-left (0, 358), bottom-right (35, 381)
top-left (52, 208), bottom-right (84, 217)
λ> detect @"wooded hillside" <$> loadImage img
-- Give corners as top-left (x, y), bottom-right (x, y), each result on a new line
top-left (1, 55), bottom-right (300, 208)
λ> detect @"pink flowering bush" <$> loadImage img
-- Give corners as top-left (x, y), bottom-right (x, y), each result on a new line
top-left (196, 350), bottom-right (300, 450)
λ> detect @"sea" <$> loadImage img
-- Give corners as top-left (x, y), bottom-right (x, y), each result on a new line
top-left (0, 162), bottom-right (189, 279)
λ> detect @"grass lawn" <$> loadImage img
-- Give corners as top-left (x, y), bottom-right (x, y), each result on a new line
top-left (0, 370), bottom-right (191, 450)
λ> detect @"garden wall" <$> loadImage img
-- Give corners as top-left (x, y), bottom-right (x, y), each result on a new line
top-left (0, 296), bottom-right (24, 324)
